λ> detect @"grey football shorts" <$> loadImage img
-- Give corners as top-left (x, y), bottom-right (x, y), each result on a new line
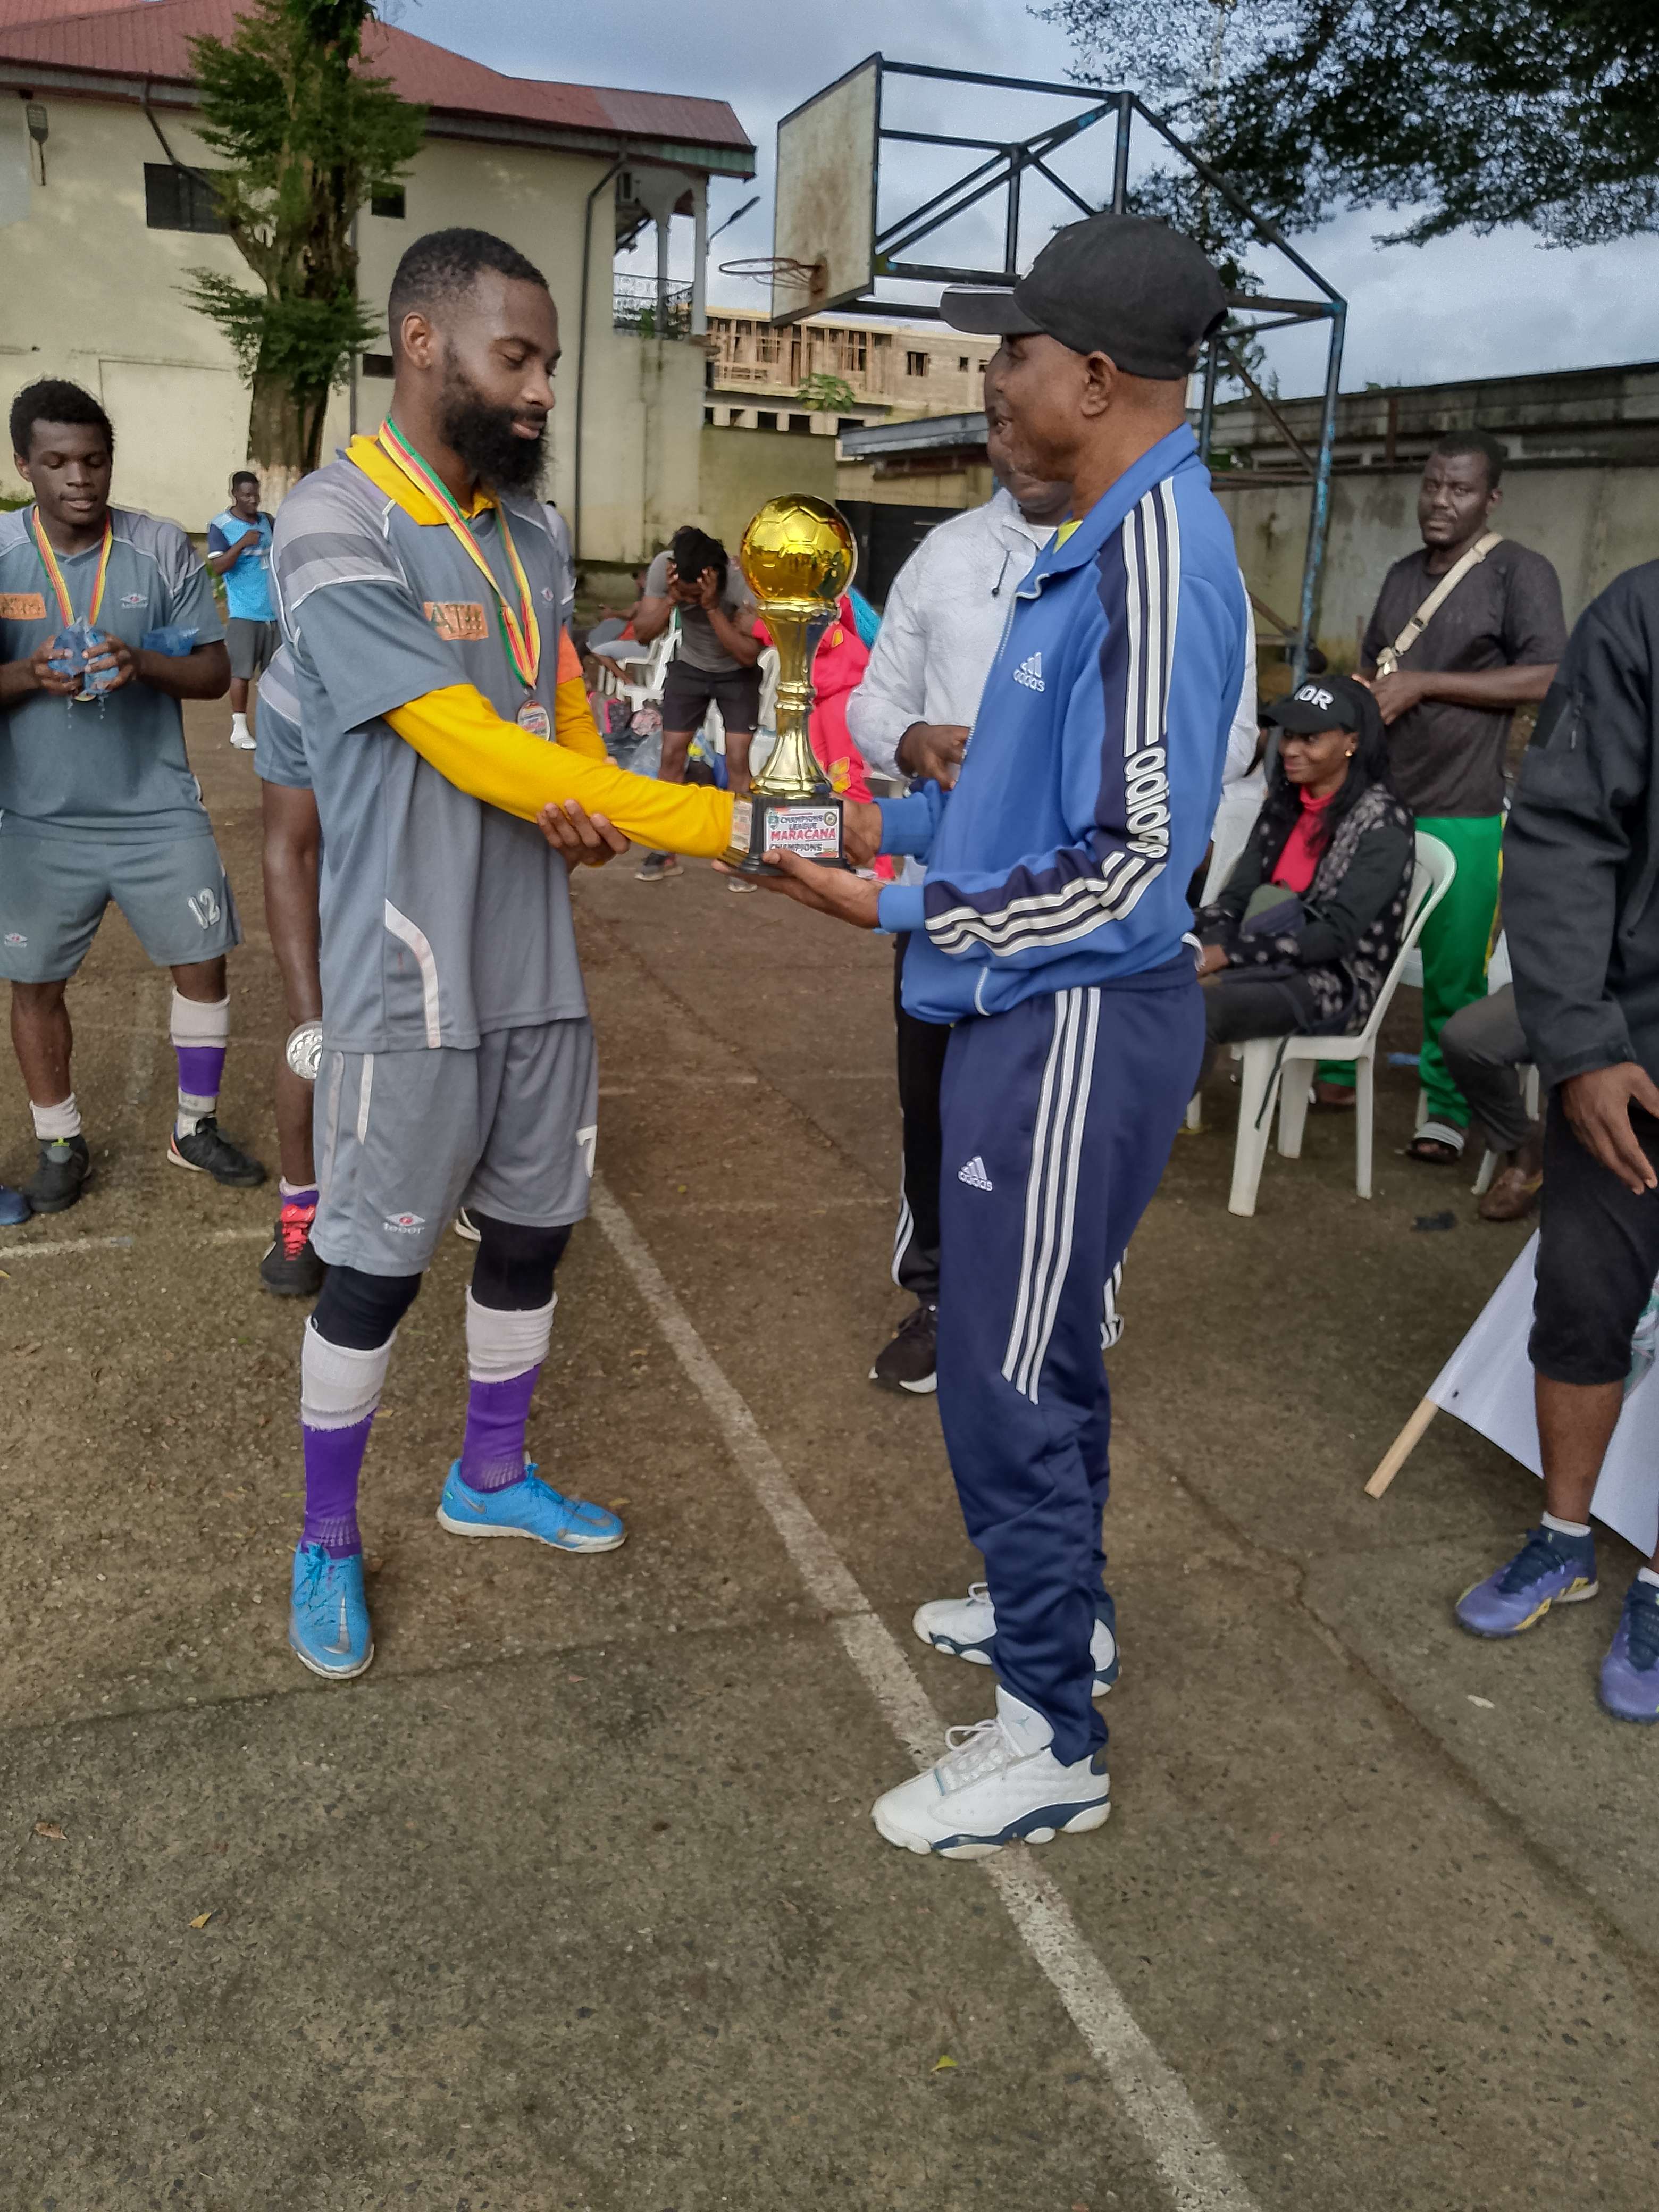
top-left (227, 618), bottom-right (279, 682)
top-left (312, 1018), bottom-right (599, 1276)
top-left (0, 828), bottom-right (242, 982)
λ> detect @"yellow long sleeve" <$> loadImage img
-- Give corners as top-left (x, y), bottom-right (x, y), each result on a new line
top-left (554, 675), bottom-right (608, 761)
top-left (386, 683), bottom-right (735, 858)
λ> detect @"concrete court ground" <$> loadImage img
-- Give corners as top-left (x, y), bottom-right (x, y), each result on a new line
top-left (2, 710), bottom-right (1656, 2212)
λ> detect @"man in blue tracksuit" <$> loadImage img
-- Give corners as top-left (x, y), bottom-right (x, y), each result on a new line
top-left (740, 214), bottom-right (1244, 1857)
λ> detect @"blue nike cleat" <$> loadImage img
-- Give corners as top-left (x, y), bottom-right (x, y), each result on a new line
top-left (289, 1542), bottom-right (373, 1681)
top-left (0, 1184), bottom-right (29, 1227)
top-left (1599, 1579), bottom-right (1659, 1724)
top-left (1456, 1524), bottom-right (1598, 1639)
top-left (436, 1460), bottom-right (625, 1553)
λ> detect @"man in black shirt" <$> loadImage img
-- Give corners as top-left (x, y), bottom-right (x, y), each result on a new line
top-left (1347, 431), bottom-right (1566, 1159)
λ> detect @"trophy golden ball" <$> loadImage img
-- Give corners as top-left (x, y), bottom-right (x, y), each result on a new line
top-left (739, 496), bottom-right (856, 606)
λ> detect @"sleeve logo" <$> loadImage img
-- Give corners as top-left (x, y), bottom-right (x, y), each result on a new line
top-left (0, 592), bottom-right (47, 620)
top-left (423, 600), bottom-right (489, 642)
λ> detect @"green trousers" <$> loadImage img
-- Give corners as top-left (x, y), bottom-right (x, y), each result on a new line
top-left (1319, 812), bottom-right (1503, 1129)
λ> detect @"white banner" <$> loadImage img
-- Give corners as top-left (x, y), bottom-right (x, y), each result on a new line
top-left (1428, 1232), bottom-right (1659, 1555)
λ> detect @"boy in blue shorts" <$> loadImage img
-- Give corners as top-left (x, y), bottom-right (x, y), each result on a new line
top-left (206, 469), bottom-right (277, 751)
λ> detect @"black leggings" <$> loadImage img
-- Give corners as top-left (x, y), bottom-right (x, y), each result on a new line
top-left (1196, 970), bottom-right (1321, 1092)
top-left (312, 1214), bottom-right (574, 1348)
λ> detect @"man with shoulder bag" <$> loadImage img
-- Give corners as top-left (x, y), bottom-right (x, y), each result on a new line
top-left (1339, 431), bottom-right (1566, 1160)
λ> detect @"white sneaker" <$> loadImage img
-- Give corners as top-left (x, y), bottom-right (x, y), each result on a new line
top-left (229, 723), bottom-right (256, 750)
top-left (912, 1582), bottom-right (1120, 1696)
top-left (872, 1686), bottom-right (1110, 1858)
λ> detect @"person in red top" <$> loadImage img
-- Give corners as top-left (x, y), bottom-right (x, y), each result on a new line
top-left (1193, 673), bottom-right (1415, 1086)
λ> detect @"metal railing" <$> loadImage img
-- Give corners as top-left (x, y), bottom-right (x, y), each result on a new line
top-left (613, 274), bottom-right (693, 340)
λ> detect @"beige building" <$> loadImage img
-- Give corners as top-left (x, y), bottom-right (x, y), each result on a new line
top-left (703, 307), bottom-right (999, 434)
top-left (0, 0), bottom-right (753, 566)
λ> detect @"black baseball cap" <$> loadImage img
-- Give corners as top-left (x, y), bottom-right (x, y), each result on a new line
top-left (940, 213), bottom-right (1226, 381)
top-left (1264, 674), bottom-right (1369, 735)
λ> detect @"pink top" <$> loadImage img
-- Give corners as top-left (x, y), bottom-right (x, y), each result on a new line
top-left (1271, 789), bottom-right (1336, 896)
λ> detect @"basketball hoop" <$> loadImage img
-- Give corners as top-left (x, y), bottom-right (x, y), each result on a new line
top-left (718, 255), bottom-right (824, 290)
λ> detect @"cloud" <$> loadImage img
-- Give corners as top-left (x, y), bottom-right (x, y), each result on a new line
top-left (404, 0), bottom-right (1659, 396)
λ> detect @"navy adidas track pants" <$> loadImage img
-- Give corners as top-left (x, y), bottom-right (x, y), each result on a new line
top-left (935, 962), bottom-right (1202, 1764)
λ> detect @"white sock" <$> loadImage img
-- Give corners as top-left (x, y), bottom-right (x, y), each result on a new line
top-left (1637, 1566), bottom-right (1659, 1589)
top-left (1543, 1511), bottom-right (1592, 1540)
top-left (464, 1287), bottom-right (557, 1381)
top-left (300, 1317), bottom-right (396, 1430)
top-left (171, 990), bottom-right (229, 1137)
top-left (31, 1094), bottom-right (81, 1142)
top-left (231, 711), bottom-right (249, 737)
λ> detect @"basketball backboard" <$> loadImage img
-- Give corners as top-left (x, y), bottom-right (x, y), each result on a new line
top-left (770, 56), bottom-right (879, 326)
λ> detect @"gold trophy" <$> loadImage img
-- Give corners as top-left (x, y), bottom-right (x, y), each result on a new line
top-left (723, 493), bottom-right (857, 874)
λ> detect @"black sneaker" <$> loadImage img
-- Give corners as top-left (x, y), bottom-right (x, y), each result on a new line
top-left (26, 1134), bottom-right (90, 1214)
top-left (167, 1117), bottom-right (267, 1187)
top-left (259, 1199), bottom-right (325, 1297)
top-left (636, 851), bottom-right (681, 882)
top-left (870, 1301), bottom-right (937, 1395)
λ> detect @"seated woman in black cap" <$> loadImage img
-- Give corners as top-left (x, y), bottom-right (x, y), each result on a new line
top-left (1194, 673), bottom-right (1414, 1084)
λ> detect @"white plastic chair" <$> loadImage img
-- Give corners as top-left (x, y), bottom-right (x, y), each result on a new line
top-left (1221, 831), bottom-right (1458, 1217)
top-left (593, 619), bottom-right (677, 715)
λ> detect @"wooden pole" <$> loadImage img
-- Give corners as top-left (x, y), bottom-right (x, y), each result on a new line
top-left (1364, 1396), bottom-right (1439, 1499)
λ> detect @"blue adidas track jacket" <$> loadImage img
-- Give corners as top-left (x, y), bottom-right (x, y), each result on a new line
top-left (875, 423), bottom-right (1246, 1025)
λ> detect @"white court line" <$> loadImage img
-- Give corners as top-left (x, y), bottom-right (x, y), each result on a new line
top-left (0, 1233), bottom-right (135, 1262)
top-left (590, 1177), bottom-right (1259, 2212)
top-left (0, 1225), bottom-right (267, 1264)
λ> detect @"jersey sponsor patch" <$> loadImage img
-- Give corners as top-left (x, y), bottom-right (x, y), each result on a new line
top-left (120, 592), bottom-right (147, 608)
top-left (424, 599), bottom-right (489, 643)
top-left (384, 1211), bottom-right (426, 1234)
top-left (0, 592), bottom-right (46, 621)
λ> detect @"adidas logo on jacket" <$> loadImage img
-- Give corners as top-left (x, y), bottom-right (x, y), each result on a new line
top-left (873, 423), bottom-right (1246, 1025)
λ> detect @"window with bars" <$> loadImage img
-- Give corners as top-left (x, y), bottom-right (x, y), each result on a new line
top-left (144, 163), bottom-right (227, 234)
top-left (904, 351), bottom-right (929, 377)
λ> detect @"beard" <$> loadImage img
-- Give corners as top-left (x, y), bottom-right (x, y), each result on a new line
top-left (438, 362), bottom-right (547, 497)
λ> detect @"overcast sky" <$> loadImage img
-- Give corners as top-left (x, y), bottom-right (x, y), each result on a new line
top-left (405, 0), bottom-right (1659, 398)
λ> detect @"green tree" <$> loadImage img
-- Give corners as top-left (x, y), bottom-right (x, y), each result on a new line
top-left (181, 0), bottom-right (426, 493)
top-left (1045, 0), bottom-right (1658, 249)
top-left (797, 371), bottom-right (858, 415)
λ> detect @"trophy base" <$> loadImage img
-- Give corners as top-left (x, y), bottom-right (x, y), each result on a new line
top-left (724, 792), bottom-right (850, 875)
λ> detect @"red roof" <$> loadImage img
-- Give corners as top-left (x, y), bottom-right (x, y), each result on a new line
top-left (0, 0), bottom-right (755, 164)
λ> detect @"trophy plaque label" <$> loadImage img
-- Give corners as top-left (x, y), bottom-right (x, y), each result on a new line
top-left (730, 799), bottom-right (753, 851)
top-left (763, 803), bottom-right (842, 861)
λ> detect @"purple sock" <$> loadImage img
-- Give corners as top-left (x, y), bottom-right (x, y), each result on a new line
top-left (301, 1412), bottom-right (371, 1556)
top-left (458, 1366), bottom-right (540, 1493)
top-left (174, 1042), bottom-right (227, 1108)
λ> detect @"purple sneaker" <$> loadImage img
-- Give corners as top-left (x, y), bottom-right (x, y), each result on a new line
top-left (1455, 1524), bottom-right (1598, 1639)
top-left (1598, 1579), bottom-right (1659, 1724)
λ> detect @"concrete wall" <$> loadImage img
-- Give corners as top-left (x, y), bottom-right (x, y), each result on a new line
top-left (834, 456), bottom-right (996, 511)
top-left (698, 423), bottom-right (836, 560)
top-left (1217, 464), bottom-right (1659, 669)
top-left (0, 96), bottom-right (703, 562)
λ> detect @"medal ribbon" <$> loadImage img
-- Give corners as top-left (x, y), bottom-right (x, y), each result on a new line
top-left (374, 419), bottom-right (541, 690)
top-left (30, 507), bottom-right (112, 631)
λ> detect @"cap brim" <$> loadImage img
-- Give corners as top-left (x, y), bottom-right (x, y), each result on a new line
top-left (1266, 700), bottom-right (1355, 735)
top-left (939, 285), bottom-right (1045, 337)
